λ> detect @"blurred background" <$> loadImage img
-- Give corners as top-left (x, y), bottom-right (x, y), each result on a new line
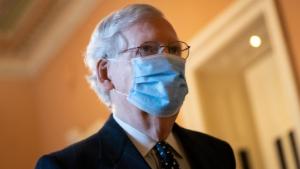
top-left (0, 0), bottom-right (299, 169)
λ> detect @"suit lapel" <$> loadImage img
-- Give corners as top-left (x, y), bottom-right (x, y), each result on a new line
top-left (97, 115), bottom-right (150, 169)
top-left (114, 140), bottom-right (151, 169)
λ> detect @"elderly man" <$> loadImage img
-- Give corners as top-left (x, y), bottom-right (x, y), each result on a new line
top-left (36, 4), bottom-right (235, 169)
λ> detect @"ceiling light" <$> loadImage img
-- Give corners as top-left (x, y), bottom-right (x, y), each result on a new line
top-left (249, 35), bottom-right (262, 48)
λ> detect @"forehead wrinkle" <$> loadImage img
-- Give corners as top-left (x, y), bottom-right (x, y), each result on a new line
top-left (122, 17), bottom-right (178, 48)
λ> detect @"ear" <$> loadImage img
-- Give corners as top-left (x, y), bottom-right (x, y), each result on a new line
top-left (96, 59), bottom-right (114, 90)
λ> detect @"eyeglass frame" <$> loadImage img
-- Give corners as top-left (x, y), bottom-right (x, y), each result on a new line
top-left (118, 41), bottom-right (191, 59)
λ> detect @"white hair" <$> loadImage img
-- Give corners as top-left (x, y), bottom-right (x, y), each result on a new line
top-left (84, 4), bottom-right (164, 106)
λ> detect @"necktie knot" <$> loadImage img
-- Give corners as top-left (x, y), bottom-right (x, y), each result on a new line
top-left (154, 141), bottom-right (180, 169)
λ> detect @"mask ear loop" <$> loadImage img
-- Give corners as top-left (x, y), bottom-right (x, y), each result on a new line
top-left (113, 89), bottom-right (128, 97)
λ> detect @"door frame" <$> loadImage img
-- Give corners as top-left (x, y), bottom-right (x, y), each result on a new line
top-left (181, 0), bottom-right (300, 155)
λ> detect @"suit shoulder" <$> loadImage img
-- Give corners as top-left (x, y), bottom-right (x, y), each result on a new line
top-left (35, 154), bottom-right (62, 169)
top-left (36, 131), bottom-right (102, 169)
top-left (57, 131), bottom-right (100, 157)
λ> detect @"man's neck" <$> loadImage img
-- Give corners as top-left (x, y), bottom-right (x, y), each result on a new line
top-left (112, 109), bottom-right (177, 141)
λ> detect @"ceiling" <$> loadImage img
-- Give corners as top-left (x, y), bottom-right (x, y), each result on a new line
top-left (0, 0), bottom-right (98, 77)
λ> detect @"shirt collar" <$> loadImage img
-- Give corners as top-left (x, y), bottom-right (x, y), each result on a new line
top-left (113, 114), bottom-right (183, 158)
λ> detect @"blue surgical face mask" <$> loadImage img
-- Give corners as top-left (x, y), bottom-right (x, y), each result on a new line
top-left (110, 53), bottom-right (188, 117)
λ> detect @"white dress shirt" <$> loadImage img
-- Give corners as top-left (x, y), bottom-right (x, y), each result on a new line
top-left (113, 114), bottom-right (191, 169)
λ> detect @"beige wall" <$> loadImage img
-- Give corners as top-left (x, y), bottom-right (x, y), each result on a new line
top-left (0, 79), bottom-right (39, 169)
top-left (2, 0), bottom-right (300, 169)
top-left (277, 0), bottom-right (300, 91)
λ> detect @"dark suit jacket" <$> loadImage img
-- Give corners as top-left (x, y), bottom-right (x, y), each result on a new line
top-left (36, 115), bottom-right (236, 169)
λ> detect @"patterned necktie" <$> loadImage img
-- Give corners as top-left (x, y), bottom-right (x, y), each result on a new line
top-left (153, 141), bottom-right (180, 169)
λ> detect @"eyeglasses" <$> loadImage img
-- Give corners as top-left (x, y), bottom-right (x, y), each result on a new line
top-left (120, 41), bottom-right (190, 59)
